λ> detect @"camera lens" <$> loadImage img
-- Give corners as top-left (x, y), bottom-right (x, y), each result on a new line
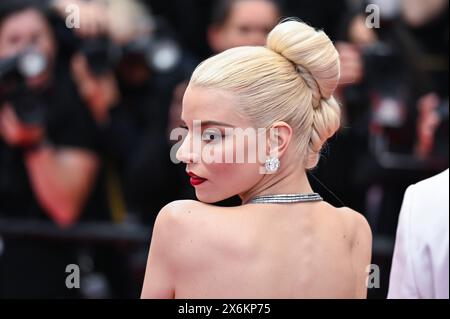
top-left (147, 39), bottom-right (181, 73)
top-left (18, 50), bottom-right (47, 78)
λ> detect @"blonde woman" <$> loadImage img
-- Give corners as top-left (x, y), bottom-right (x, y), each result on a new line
top-left (141, 20), bottom-right (372, 299)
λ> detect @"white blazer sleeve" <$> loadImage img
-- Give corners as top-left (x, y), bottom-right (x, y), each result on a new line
top-left (388, 169), bottom-right (449, 299)
top-left (388, 185), bottom-right (419, 298)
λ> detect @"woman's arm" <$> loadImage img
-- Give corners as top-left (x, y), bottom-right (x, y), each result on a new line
top-left (349, 210), bottom-right (373, 299)
top-left (141, 204), bottom-right (178, 299)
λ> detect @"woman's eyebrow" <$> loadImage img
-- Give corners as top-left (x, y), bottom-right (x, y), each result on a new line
top-left (180, 120), bottom-right (235, 128)
top-left (200, 120), bottom-right (235, 128)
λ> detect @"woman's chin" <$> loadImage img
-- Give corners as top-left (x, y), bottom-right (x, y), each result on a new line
top-left (196, 195), bottom-right (218, 204)
top-left (195, 192), bottom-right (227, 204)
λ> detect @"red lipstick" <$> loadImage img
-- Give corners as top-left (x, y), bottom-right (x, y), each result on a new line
top-left (187, 172), bottom-right (207, 186)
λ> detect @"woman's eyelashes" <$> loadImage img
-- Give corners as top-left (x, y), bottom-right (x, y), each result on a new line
top-left (202, 128), bottom-right (225, 142)
top-left (178, 125), bottom-right (226, 142)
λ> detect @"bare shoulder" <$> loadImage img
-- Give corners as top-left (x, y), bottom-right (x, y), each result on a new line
top-left (336, 208), bottom-right (373, 298)
top-left (318, 203), bottom-right (371, 236)
top-left (317, 203), bottom-right (371, 243)
top-left (153, 200), bottom-right (220, 242)
top-left (151, 200), bottom-right (227, 271)
top-left (157, 199), bottom-right (200, 218)
top-left (336, 207), bottom-right (372, 251)
top-left (156, 199), bottom-right (217, 223)
top-left (142, 200), bottom-right (210, 298)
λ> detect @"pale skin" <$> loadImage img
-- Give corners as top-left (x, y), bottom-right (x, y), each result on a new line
top-left (141, 86), bottom-right (372, 299)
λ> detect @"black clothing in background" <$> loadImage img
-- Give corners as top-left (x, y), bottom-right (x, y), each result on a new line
top-left (0, 61), bottom-right (104, 298)
top-left (0, 62), bottom-right (102, 220)
top-left (280, 0), bottom-right (349, 40)
top-left (145, 0), bottom-right (349, 60)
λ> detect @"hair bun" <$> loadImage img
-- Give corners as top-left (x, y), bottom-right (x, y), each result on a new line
top-left (266, 19), bottom-right (340, 103)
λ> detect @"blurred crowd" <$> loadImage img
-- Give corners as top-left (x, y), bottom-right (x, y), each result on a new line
top-left (0, 0), bottom-right (448, 298)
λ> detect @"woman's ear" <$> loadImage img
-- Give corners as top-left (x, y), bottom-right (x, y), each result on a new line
top-left (266, 121), bottom-right (293, 159)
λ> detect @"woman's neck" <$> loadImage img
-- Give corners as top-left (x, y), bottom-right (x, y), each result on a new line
top-left (239, 165), bottom-right (314, 205)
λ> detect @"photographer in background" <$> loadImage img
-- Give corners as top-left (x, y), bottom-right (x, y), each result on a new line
top-left (339, 0), bottom-right (449, 242)
top-left (51, 0), bottom-right (191, 225)
top-left (0, 0), bottom-right (101, 297)
top-left (101, 0), bottom-right (190, 224)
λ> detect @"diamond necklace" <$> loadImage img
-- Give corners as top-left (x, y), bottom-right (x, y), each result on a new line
top-left (248, 193), bottom-right (323, 204)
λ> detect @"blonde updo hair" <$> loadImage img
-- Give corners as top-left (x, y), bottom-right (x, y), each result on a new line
top-left (190, 19), bottom-right (341, 169)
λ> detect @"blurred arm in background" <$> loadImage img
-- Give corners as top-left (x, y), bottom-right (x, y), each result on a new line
top-left (0, 105), bottom-right (99, 227)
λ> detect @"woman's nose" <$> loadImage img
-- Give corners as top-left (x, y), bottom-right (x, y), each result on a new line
top-left (176, 133), bottom-right (199, 164)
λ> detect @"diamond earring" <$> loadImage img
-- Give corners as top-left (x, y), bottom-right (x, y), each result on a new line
top-left (264, 157), bottom-right (280, 174)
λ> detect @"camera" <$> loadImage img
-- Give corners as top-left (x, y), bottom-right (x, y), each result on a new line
top-left (0, 49), bottom-right (49, 124)
top-left (77, 23), bottom-right (182, 77)
top-left (362, 42), bottom-right (448, 170)
top-left (51, 8), bottom-right (182, 77)
top-left (362, 42), bottom-right (407, 127)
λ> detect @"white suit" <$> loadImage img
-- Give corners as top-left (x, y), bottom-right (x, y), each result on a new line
top-left (388, 169), bottom-right (449, 299)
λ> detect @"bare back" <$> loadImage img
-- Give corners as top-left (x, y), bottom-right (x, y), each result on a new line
top-left (149, 200), bottom-right (372, 299)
